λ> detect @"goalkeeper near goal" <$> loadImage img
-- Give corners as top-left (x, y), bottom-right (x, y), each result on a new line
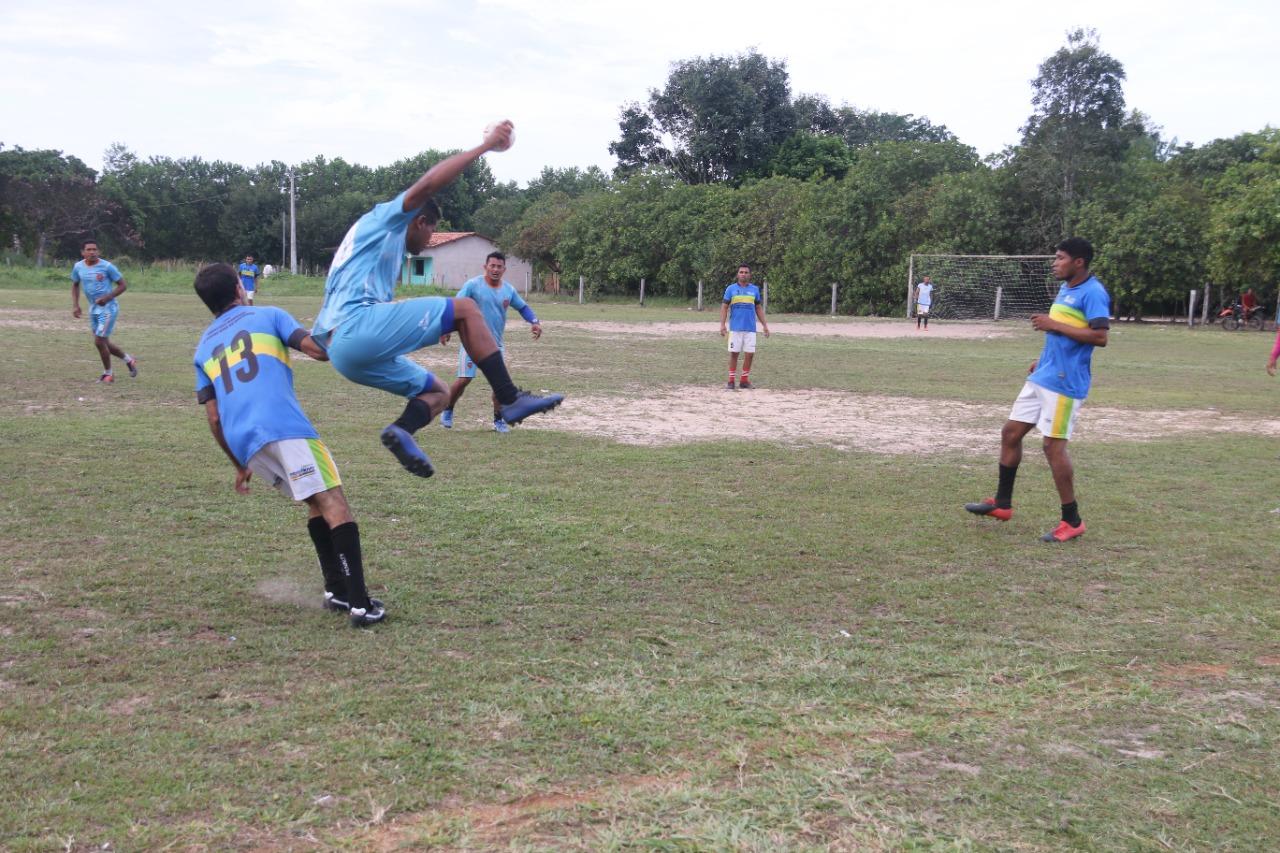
top-left (964, 238), bottom-right (1110, 543)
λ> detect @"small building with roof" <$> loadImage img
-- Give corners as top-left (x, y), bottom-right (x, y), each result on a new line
top-left (402, 232), bottom-right (534, 291)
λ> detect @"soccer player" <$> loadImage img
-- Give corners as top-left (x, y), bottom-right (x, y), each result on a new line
top-left (311, 121), bottom-right (562, 477)
top-left (439, 251), bottom-right (542, 433)
top-left (914, 275), bottom-right (934, 330)
top-left (71, 239), bottom-right (138, 383)
top-left (192, 263), bottom-right (384, 627)
top-left (964, 238), bottom-right (1110, 542)
top-left (238, 254), bottom-right (261, 305)
top-left (719, 263), bottom-right (770, 389)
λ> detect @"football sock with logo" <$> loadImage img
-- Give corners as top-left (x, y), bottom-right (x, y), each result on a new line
top-left (392, 397), bottom-right (433, 434)
top-left (1061, 501), bottom-right (1081, 527)
top-left (475, 352), bottom-right (519, 405)
top-left (995, 464), bottom-right (1018, 509)
top-left (330, 522), bottom-right (370, 610)
top-left (306, 517), bottom-right (346, 597)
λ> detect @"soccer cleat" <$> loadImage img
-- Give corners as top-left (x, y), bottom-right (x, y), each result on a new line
top-left (1040, 520), bottom-right (1086, 542)
top-left (349, 601), bottom-right (387, 628)
top-left (964, 497), bottom-right (1012, 521)
top-left (126, 357), bottom-right (139, 378)
top-left (380, 425), bottom-right (435, 478)
top-left (324, 591), bottom-right (384, 613)
top-left (440, 409), bottom-right (453, 429)
top-left (738, 380), bottom-right (754, 390)
top-left (98, 373), bottom-right (114, 384)
top-left (726, 380), bottom-right (736, 390)
top-left (493, 418), bottom-right (511, 434)
top-left (499, 390), bottom-right (564, 425)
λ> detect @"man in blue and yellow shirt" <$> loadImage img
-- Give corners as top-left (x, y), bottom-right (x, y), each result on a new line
top-left (238, 255), bottom-right (260, 304)
top-left (965, 238), bottom-right (1111, 543)
top-left (719, 264), bottom-right (770, 389)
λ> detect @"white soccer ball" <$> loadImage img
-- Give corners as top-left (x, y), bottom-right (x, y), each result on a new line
top-left (484, 122), bottom-right (514, 152)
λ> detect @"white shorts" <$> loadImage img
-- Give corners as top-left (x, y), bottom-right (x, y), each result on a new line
top-left (727, 331), bottom-right (757, 353)
top-left (247, 438), bottom-right (342, 501)
top-left (916, 303), bottom-right (930, 315)
top-left (1009, 381), bottom-right (1082, 440)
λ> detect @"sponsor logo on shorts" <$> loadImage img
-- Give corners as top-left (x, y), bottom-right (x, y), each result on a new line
top-left (289, 464), bottom-right (317, 481)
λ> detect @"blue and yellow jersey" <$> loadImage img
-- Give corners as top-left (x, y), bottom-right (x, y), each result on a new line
top-left (456, 276), bottom-right (527, 348)
top-left (1028, 276), bottom-right (1111, 399)
top-left (312, 191), bottom-right (417, 338)
top-left (238, 262), bottom-right (260, 291)
top-left (194, 306), bottom-right (318, 466)
top-left (723, 283), bottom-right (762, 332)
top-left (71, 259), bottom-right (122, 306)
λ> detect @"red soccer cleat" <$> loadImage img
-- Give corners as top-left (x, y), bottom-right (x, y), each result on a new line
top-left (1040, 520), bottom-right (1086, 542)
top-left (964, 497), bottom-right (1012, 521)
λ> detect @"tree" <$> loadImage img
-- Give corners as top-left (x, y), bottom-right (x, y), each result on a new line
top-left (609, 50), bottom-right (796, 185)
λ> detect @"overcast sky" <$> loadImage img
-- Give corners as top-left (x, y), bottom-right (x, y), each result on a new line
top-left (3, 0), bottom-right (1277, 186)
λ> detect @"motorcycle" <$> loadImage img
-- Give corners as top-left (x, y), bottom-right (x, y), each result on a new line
top-left (1219, 302), bottom-right (1272, 331)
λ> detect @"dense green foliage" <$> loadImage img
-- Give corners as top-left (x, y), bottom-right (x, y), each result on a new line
top-left (2, 33), bottom-right (1277, 314)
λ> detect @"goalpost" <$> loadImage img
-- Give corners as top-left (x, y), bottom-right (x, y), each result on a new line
top-left (908, 254), bottom-right (1057, 321)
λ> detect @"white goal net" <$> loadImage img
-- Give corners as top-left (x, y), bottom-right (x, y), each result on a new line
top-left (908, 254), bottom-right (1057, 320)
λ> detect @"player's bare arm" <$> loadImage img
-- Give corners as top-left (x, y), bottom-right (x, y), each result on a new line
top-left (71, 281), bottom-right (82, 318)
top-left (96, 277), bottom-right (127, 306)
top-left (203, 399), bottom-right (252, 493)
top-left (293, 333), bottom-right (330, 362)
top-left (1030, 314), bottom-right (1107, 347)
top-left (402, 121), bottom-right (513, 212)
top-left (756, 305), bottom-right (770, 337)
top-left (719, 302), bottom-right (729, 335)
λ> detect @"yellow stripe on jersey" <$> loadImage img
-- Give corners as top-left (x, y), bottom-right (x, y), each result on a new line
top-left (202, 333), bottom-right (290, 382)
top-left (1049, 303), bottom-right (1088, 328)
top-left (730, 294), bottom-right (758, 306)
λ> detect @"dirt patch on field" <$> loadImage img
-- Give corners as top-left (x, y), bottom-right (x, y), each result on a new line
top-left (0, 307), bottom-right (84, 332)
top-left (555, 319), bottom-right (1010, 340)
top-left (520, 385), bottom-right (1280, 455)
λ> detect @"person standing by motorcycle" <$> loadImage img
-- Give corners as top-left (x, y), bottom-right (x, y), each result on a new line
top-left (1242, 288), bottom-right (1259, 320)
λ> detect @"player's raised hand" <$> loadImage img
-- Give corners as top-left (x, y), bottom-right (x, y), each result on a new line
top-left (483, 120), bottom-right (514, 152)
top-left (1030, 314), bottom-right (1056, 332)
top-left (235, 466), bottom-right (253, 494)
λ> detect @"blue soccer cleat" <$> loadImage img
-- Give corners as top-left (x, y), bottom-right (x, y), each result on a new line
top-left (493, 418), bottom-right (511, 434)
top-left (499, 390), bottom-right (564, 425)
top-left (440, 409), bottom-right (453, 429)
top-left (380, 425), bottom-right (435, 478)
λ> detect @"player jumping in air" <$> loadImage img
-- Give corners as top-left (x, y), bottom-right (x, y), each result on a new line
top-left (193, 263), bottom-right (385, 627)
top-left (720, 264), bottom-right (770, 389)
top-left (311, 121), bottom-right (562, 477)
top-left (964, 238), bottom-right (1110, 542)
top-left (439, 251), bottom-right (543, 433)
top-left (71, 239), bottom-right (138, 383)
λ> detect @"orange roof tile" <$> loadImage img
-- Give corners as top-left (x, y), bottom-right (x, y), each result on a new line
top-left (427, 231), bottom-right (477, 248)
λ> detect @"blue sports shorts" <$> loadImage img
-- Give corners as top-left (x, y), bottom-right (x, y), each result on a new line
top-left (457, 343), bottom-right (502, 378)
top-left (89, 302), bottom-right (119, 338)
top-left (325, 297), bottom-right (456, 398)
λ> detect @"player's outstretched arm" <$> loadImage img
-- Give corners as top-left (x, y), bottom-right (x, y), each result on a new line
top-left (402, 122), bottom-right (513, 212)
top-left (203, 399), bottom-right (252, 493)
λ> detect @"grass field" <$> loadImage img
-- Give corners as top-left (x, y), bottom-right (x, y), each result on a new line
top-left (3, 273), bottom-right (1279, 851)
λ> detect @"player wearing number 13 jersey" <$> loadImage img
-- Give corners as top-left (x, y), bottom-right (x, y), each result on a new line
top-left (193, 263), bottom-right (385, 627)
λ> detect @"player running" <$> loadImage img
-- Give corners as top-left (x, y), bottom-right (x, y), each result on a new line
top-left (719, 263), bottom-right (770, 389)
top-left (964, 238), bottom-right (1110, 542)
top-left (439, 251), bottom-right (542, 433)
top-left (311, 121), bottom-right (562, 477)
top-left (193, 263), bottom-right (385, 627)
top-left (71, 239), bottom-right (138, 383)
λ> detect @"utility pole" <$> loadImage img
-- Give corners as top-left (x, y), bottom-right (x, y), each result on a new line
top-left (281, 211), bottom-right (286, 269)
top-left (288, 169), bottom-right (298, 275)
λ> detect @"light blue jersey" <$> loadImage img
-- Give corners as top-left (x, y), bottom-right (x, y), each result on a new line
top-left (1028, 275), bottom-right (1111, 400)
top-left (456, 276), bottom-right (527, 347)
top-left (312, 191), bottom-right (416, 339)
top-left (193, 306), bottom-right (318, 466)
top-left (72, 259), bottom-right (122, 306)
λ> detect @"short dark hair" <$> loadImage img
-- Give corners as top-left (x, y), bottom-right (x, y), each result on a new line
top-left (486, 251), bottom-right (506, 263)
top-left (1056, 237), bottom-right (1093, 266)
top-left (82, 239), bottom-right (98, 250)
top-left (416, 198), bottom-right (441, 225)
top-left (737, 264), bottom-right (751, 272)
top-left (194, 263), bottom-right (241, 315)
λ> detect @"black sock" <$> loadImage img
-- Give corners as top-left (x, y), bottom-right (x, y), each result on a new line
top-left (306, 517), bottom-right (346, 597)
top-left (330, 522), bottom-right (371, 611)
top-left (474, 351), bottom-right (519, 406)
top-left (1061, 501), bottom-right (1081, 527)
top-left (995, 463), bottom-right (1018, 509)
top-left (393, 397), bottom-right (433, 433)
